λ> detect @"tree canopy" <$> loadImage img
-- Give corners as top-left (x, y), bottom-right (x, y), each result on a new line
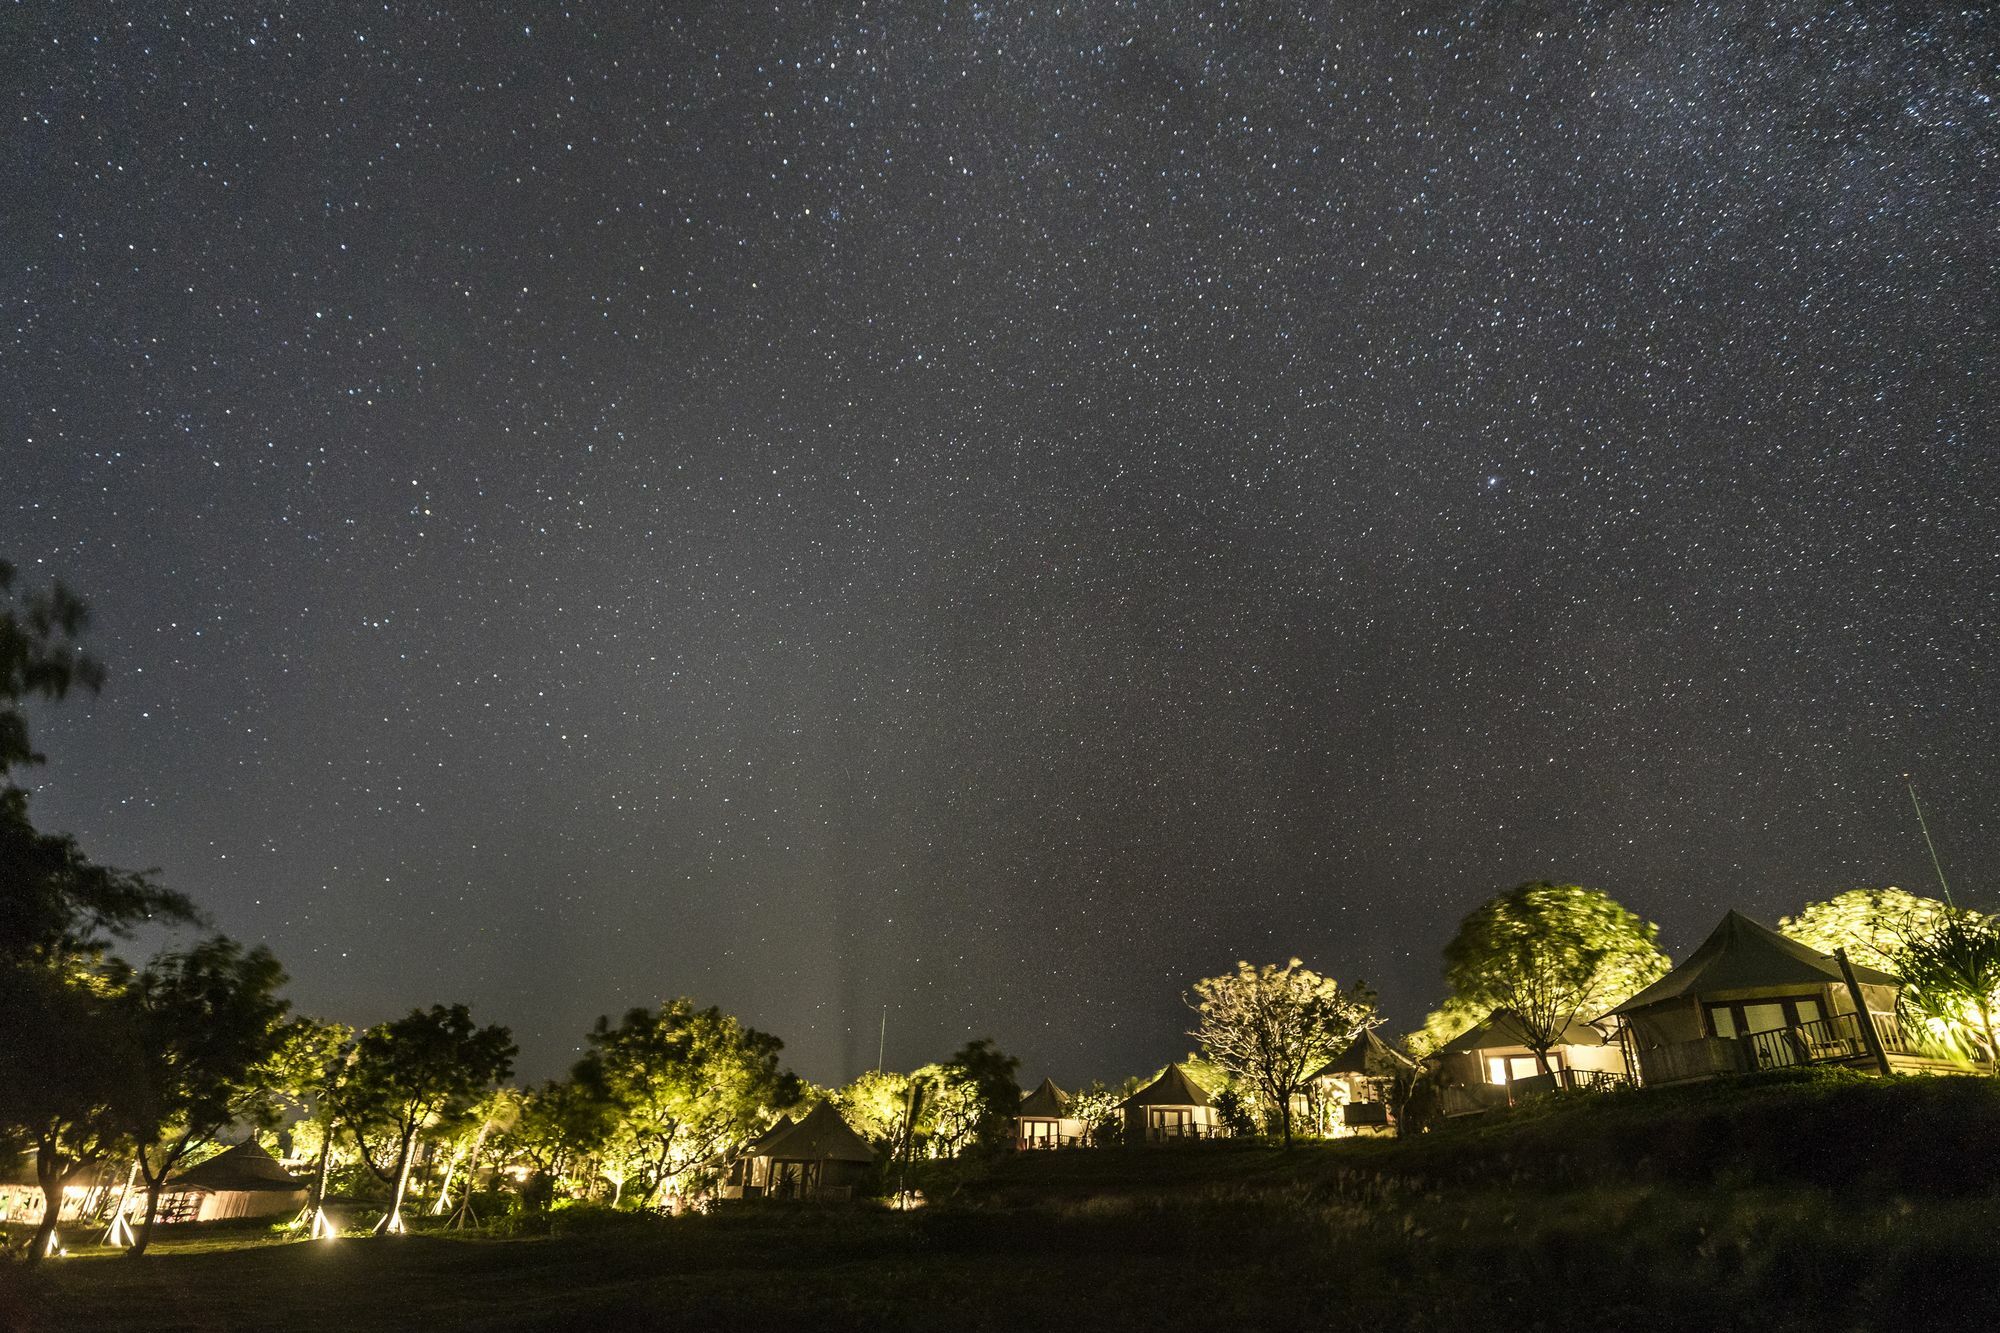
top-left (1890, 906), bottom-right (2000, 1062)
top-left (0, 559), bottom-right (104, 777)
top-left (339, 1005), bottom-right (516, 1233)
top-left (1439, 882), bottom-right (1669, 1071)
top-left (571, 999), bottom-right (798, 1206)
top-left (1188, 959), bottom-right (1378, 1145)
top-left (1779, 886), bottom-right (1953, 975)
top-left (119, 938), bottom-right (293, 1253)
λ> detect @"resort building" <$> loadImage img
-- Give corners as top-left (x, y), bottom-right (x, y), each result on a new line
top-left (1605, 909), bottom-right (1964, 1085)
top-left (1430, 1010), bottom-right (1628, 1116)
top-left (1118, 1064), bottom-right (1224, 1143)
top-left (1306, 1029), bottom-right (1417, 1135)
top-left (1014, 1077), bottom-right (1088, 1149)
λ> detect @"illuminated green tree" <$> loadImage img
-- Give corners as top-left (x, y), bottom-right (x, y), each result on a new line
top-left (1779, 887), bottom-right (1953, 975)
top-left (119, 938), bottom-right (292, 1254)
top-left (338, 1005), bottom-right (515, 1234)
top-left (832, 1069), bottom-right (915, 1150)
top-left (259, 1017), bottom-right (354, 1233)
top-left (1892, 908), bottom-right (2000, 1062)
top-left (1440, 882), bottom-right (1668, 1075)
top-left (1403, 998), bottom-right (1488, 1061)
top-left (499, 1079), bottom-right (611, 1208)
top-left (1187, 959), bottom-right (1378, 1146)
top-left (573, 1000), bottom-right (798, 1206)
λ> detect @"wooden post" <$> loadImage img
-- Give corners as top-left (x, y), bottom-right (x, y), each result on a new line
top-left (1835, 948), bottom-right (1893, 1076)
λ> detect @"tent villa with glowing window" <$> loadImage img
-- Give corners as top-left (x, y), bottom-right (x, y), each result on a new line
top-left (1014, 1077), bottom-right (1088, 1149)
top-left (1430, 1010), bottom-right (1628, 1117)
top-left (1603, 909), bottom-right (1966, 1086)
top-left (1119, 1063), bottom-right (1225, 1143)
top-left (720, 1115), bottom-right (795, 1199)
top-left (745, 1103), bottom-right (877, 1201)
top-left (1306, 1029), bottom-right (1417, 1136)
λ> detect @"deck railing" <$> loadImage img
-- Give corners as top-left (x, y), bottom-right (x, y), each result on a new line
top-left (1142, 1124), bottom-right (1230, 1143)
top-left (1014, 1132), bottom-right (1090, 1151)
top-left (1640, 1009), bottom-right (1944, 1085)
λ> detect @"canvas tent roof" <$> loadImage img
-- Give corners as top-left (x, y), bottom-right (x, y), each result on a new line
top-left (166, 1140), bottom-right (306, 1194)
top-left (1312, 1029), bottom-right (1418, 1079)
top-left (743, 1115), bottom-right (795, 1155)
top-left (1117, 1063), bottom-right (1213, 1109)
top-left (1018, 1077), bottom-right (1072, 1118)
top-left (1608, 910), bottom-right (1899, 1016)
top-left (1435, 1010), bottom-right (1609, 1056)
top-left (756, 1103), bottom-right (876, 1164)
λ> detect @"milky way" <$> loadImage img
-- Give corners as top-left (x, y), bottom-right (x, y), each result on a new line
top-left (8, 4), bottom-right (1996, 1083)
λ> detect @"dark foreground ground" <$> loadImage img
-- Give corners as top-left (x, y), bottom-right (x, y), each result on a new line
top-left (10, 1071), bottom-right (2000, 1332)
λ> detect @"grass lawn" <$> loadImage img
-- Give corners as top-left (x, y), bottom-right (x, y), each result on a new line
top-left (8, 1072), bottom-right (2000, 1332)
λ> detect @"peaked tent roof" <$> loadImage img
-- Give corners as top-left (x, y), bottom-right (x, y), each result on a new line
top-left (1609, 909), bottom-right (1900, 1015)
top-left (756, 1102), bottom-right (877, 1164)
top-left (1435, 1010), bottom-right (1610, 1056)
top-left (743, 1115), bottom-right (795, 1155)
top-left (1117, 1063), bottom-right (1213, 1109)
top-left (167, 1140), bottom-right (306, 1193)
top-left (1312, 1029), bottom-right (1418, 1079)
top-left (1018, 1077), bottom-right (1072, 1118)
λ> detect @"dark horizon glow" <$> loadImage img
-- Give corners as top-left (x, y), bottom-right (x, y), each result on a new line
top-left (8, 5), bottom-right (1995, 1087)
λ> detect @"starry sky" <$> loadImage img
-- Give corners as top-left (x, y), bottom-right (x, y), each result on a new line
top-left (7, 3), bottom-right (1996, 1086)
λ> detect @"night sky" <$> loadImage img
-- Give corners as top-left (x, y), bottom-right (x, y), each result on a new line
top-left (8, 4), bottom-right (1996, 1086)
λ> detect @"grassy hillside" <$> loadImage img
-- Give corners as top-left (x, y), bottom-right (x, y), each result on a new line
top-left (8, 1071), bottom-right (2000, 1332)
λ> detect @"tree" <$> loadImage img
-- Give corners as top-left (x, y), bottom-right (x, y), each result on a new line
top-left (499, 1079), bottom-right (610, 1210)
top-left (1187, 959), bottom-right (1378, 1146)
top-left (1062, 1081), bottom-right (1128, 1148)
top-left (1891, 907), bottom-right (2000, 1062)
top-left (1440, 882), bottom-right (1669, 1075)
top-left (831, 1069), bottom-right (916, 1151)
top-left (258, 1017), bottom-right (354, 1235)
top-left (118, 938), bottom-right (291, 1254)
top-left (573, 1000), bottom-right (798, 1207)
top-left (337, 1006), bottom-right (515, 1234)
top-left (940, 1039), bottom-right (1020, 1156)
top-left (1403, 997), bottom-right (1488, 1061)
top-left (1780, 887), bottom-right (1953, 975)
top-left (0, 961), bottom-right (141, 1261)
top-left (0, 559), bottom-right (104, 777)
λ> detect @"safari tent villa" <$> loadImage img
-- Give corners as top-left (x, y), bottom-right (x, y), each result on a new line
top-left (1430, 1011), bottom-right (1628, 1116)
top-left (748, 1103), bottom-right (877, 1201)
top-left (1119, 1064), bottom-right (1224, 1143)
top-left (1015, 1077), bottom-right (1088, 1149)
top-left (1605, 909), bottom-right (1968, 1085)
top-left (1307, 1030), bottom-right (1417, 1135)
top-left (721, 1115), bottom-right (795, 1199)
top-left (146, 1139), bottom-right (308, 1224)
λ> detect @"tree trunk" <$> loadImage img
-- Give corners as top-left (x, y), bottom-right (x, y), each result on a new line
top-left (129, 1133), bottom-right (191, 1258)
top-left (28, 1144), bottom-right (68, 1264)
top-left (308, 1127), bottom-right (333, 1218)
top-left (1532, 1046), bottom-right (1553, 1076)
top-left (1279, 1089), bottom-right (1293, 1148)
top-left (449, 1122), bottom-right (491, 1229)
top-left (373, 1133), bottom-right (416, 1235)
top-left (430, 1143), bottom-right (466, 1215)
top-left (130, 1162), bottom-right (166, 1257)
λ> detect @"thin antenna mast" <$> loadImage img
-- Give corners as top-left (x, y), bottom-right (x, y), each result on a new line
top-left (1905, 775), bottom-right (1955, 907)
